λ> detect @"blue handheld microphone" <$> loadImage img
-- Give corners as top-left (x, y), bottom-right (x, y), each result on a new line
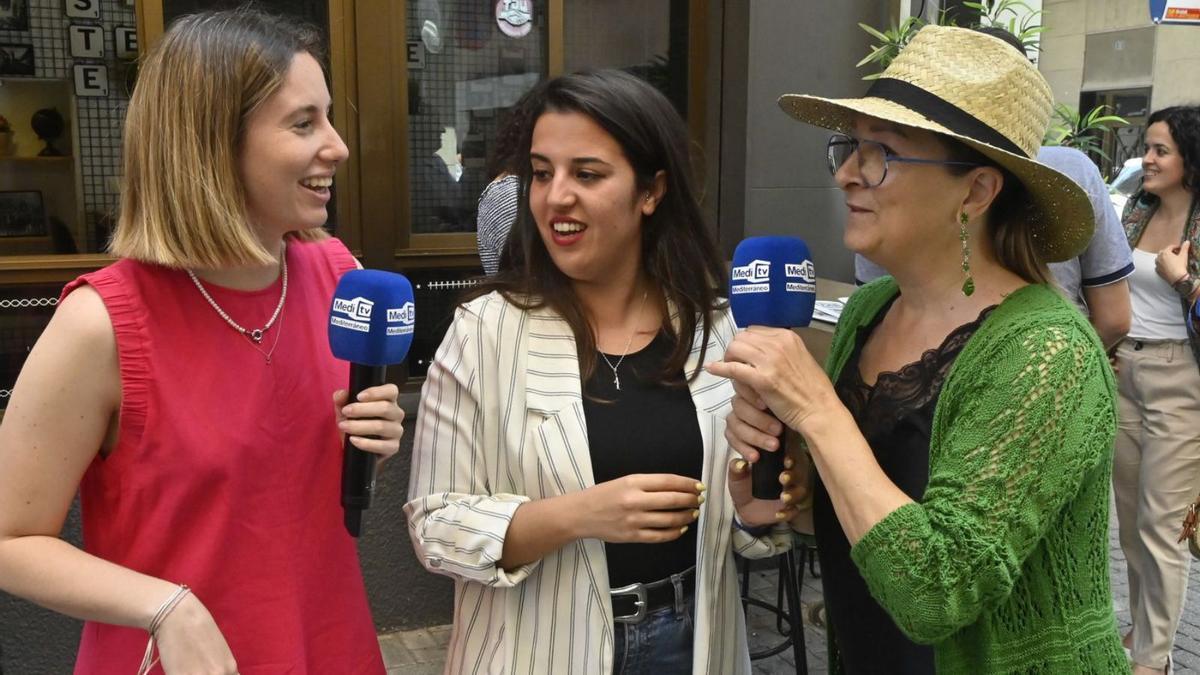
top-left (728, 236), bottom-right (816, 499)
top-left (329, 269), bottom-right (415, 537)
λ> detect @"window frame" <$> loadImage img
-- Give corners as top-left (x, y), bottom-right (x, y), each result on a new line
top-left (0, 0), bottom-right (710, 282)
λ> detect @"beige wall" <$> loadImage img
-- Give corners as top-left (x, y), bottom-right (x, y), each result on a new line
top-left (1084, 0), bottom-right (1152, 33)
top-left (1040, 0), bottom-right (1088, 107)
top-left (1152, 24), bottom-right (1200, 109)
top-left (1041, 0), bottom-right (1200, 112)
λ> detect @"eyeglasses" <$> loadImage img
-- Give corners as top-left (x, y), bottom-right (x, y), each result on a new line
top-left (826, 133), bottom-right (983, 188)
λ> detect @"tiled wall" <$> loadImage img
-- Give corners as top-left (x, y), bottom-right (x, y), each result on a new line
top-left (1, 0), bottom-right (136, 252)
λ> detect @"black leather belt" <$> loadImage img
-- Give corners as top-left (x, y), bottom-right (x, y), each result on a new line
top-left (611, 566), bottom-right (695, 624)
top-left (1129, 338), bottom-right (1186, 351)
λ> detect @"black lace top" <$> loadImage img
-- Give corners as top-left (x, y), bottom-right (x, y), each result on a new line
top-left (813, 297), bottom-right (996, 674)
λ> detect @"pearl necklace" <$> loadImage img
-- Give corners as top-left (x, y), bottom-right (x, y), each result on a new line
top-left (598, 290), bottom-right (648, 391)
top-left (186, 244), bottom-right (288, 363)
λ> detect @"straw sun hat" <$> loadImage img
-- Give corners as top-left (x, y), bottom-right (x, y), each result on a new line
top-left (779, 25), bottom-right (1092, 262)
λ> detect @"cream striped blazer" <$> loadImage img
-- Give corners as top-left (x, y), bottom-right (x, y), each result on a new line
top-left (405, 292), bottom-right (791, 674)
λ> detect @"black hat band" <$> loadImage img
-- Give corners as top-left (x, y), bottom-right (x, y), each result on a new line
top-left (865, 78), bottom-right (1028, 158)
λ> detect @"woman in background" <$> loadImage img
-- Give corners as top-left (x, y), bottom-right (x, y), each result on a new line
top-left (475, 94), bottom-right (536, 276)
top-left (1114, 104), bottom-right (1200, 675)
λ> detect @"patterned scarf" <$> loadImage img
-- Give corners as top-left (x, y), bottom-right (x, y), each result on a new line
top-left (1122, 189), bottom-right (1200, 276)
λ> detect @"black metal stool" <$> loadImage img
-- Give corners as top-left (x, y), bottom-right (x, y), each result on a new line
top-left (737, 547), bottom-right (807, 674)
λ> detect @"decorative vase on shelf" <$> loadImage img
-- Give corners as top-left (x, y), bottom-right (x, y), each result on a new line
top-left (31, 108), bottom-right (66, 157)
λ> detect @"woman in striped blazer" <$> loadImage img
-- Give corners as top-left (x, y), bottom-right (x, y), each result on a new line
top-left (405, 70), bottom-right (801, 674)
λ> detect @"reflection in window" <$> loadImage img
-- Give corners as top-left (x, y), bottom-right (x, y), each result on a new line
top-left (407, 0), bottom-right (547, 235)
top-left (163, 0), bottom-right (328, 28)
top-left (563, 0), bottom-right (688, 118)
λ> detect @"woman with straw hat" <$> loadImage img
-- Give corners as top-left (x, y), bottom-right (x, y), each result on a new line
top-left (708, 26), bottom-right (1125, 674)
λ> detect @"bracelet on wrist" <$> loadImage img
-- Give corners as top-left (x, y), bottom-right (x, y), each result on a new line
top-left (1173, 273), bottom-right (1199, 299)
top-left (138, 584), bottom-right (191, 675)
top-left (147, 584), bottom-right (191, 635)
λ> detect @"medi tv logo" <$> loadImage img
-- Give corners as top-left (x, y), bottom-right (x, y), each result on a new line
top-left (731, 259), bottom-right (815, 295)
top-left (785, 260), bottom-right (816, 293)
top-left (731, 259), bottom-right (770, 294)
top-left (386, 302), bottom-right (415, 336)
top-left (331, 296), bottom-right (374, 333)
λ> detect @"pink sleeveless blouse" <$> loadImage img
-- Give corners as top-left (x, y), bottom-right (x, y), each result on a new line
top-left (60, 238), bottom-right (384, 674)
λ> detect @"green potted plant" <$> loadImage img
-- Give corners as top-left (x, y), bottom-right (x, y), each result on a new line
top-left (858, 0), bottom-right (1045, 77)
top-left (1042, 103), bottom-right (1129, 163)
top-left (0, 114), bottom-right (13, 157)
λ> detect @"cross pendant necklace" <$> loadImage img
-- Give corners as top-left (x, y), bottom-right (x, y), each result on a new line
top-left (598, 290), bottom-right (648, 391)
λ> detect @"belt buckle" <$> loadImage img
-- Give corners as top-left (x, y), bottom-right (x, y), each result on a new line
top-left (611, 582), bottom-right (648, 624)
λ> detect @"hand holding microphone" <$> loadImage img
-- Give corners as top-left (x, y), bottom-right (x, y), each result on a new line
top-left (328, 269), bottom-right (415, 537)
top-left (705, 234), bottom-right (820, 497)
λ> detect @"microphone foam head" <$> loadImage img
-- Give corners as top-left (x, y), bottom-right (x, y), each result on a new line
top-left (329, 269), bottom-right (415, 366)
top-left (729, 236), bottom-right (815, 328)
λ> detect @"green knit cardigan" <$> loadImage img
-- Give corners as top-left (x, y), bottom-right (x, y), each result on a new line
top-left (827, 279), bottom-right (1126, 674)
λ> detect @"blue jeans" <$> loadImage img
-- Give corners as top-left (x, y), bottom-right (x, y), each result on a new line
top-left (612, 595), bottom-right (694, 675)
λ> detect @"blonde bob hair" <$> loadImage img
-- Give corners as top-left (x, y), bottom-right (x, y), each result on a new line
top-left (111, 8), bottom-right (328, 269)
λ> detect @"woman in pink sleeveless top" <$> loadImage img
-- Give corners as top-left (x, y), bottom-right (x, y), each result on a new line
top-left (0, 9), bottom-right (403, 674)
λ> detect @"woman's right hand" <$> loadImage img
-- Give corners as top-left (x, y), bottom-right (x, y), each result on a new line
top-left (725, 381), bottom-right (786, 464)
top-left (154, 594), bottom-right (238, 675)
top-left (576, 474), bottom-right (704, 544)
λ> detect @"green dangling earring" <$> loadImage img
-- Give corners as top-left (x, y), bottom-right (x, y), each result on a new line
top-left (959, 211), bottom-right (975, 297)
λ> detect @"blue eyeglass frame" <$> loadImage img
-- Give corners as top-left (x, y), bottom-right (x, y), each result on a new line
top-left (826, 133), bottom-right (983, 188)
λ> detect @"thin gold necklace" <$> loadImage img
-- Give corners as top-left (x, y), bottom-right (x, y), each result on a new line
top-left (598, 290), bottom-right (648, 391)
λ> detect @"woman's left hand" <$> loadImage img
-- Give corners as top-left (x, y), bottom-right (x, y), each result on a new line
top-left (706, 327), bottom-right (838, 435)
top-left (1156, 240), bottom-right (1191, 285)
top-left (333, 384), bottom-right (405, 461)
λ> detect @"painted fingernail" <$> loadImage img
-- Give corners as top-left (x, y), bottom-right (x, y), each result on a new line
top-left (691, 510), bottom-right (700, 520)
top-left (697, 494), bottom-right (706, 506)
top-left (784, 457), bottom-right (794, 469)
top-left (680, 526), bottom-right (689, 534)
top-left (733, 460), bottom-right (747, 473)
top-left (696, 483), bottom-right (707, 492)
top-left (775, 511), bottom-right (787, 521)
top-left (781, 492), bottom-right (793, 504)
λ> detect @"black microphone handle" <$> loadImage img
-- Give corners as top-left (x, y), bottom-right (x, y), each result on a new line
top-left (750, 411), bottom-right (786, 500)
top-left (342, 363), bottom-right (388, 537)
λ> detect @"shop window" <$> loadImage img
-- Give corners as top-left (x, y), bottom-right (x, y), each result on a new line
top-left (563, 0), bottom-right (689, 118)
top-left (0, 0), bottom-right (137, 256)
top-left (406, 0), bottom-right (548, 235)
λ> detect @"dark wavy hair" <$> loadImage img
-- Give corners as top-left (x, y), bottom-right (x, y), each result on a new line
top-left (464, 69), bottom-right (726, 384)
top-left (485, 89), bottom-right (539, 180)
top-left (1148, 105), bottom-right (1200, 197)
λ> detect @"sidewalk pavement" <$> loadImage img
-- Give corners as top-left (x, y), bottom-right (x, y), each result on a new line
top-left (380, 507), bottom-right (1200, 674)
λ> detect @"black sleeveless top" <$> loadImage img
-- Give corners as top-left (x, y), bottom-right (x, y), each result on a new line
top-left (583, 332), bottom-right (703, 588)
